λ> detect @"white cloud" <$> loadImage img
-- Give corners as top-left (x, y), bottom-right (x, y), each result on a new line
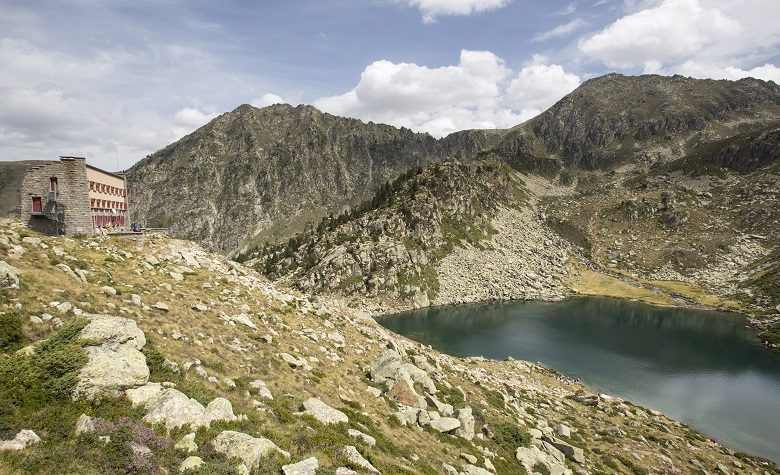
top-left (315, 50), bottom-right (578, 137)
top-left (173, 107), bottom-right (217, 128)
top-left (579, 0), bottom-right (780, 77)
top-left (251, 93), bottom-right (287, 108)
top-left (580, 0), bottom-right (740, 71)
top-left (533, 18), bottom-right (588, 42)
top-left (171, 107), bottom-right (218, 139)
top-left (506, 56), bottom-right (582, 110)
top-left (400, 0), bottom-right (511, 23)
top-left (674, 61), bottom-right (780, 84)
top-left (0, 32), bottom-right (220, 169)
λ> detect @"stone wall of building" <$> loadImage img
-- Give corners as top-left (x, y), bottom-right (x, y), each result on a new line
top-left (20, 158), bottom-right (93, 236)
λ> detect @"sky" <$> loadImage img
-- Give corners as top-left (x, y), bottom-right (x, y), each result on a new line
top-left (1, 0), bottom-right (779, 171)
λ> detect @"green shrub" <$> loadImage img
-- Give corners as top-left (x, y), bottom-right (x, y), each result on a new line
top-left (491, 422), bottom-right (530, 449)
top-left (0, 314), bottom-right (23, 350)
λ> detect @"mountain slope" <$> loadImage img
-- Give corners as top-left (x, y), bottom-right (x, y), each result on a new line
top-left (2, 218), bottom-right (778, 474)
top-left (127, 104), bottom-right (473, 254)
top-left (126, 75), bottom-right (780, 256)
top-left (245, 159), bottom-right (536, 307)
top-left (495, 74), bottom-right (780, 171)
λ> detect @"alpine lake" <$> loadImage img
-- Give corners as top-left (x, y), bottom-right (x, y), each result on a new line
top-left (376, 297), bottom-right (780, 462)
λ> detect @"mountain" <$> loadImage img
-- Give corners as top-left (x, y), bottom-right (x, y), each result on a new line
top-left (495, 74), bottom-right (780, 171)
top-left (244, 159), bottom-right (538, 307)
top-left (127, 75), bottom-right (780, 257)
top-left (126, 104), bottom-right (480, 254)
top-left (240, 75), bottom-right (780, 348)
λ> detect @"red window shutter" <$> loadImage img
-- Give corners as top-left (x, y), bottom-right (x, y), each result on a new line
top-left (49, 177), bottom-right (57, 192)
top-left (32, 197), bottom-right (42, 213)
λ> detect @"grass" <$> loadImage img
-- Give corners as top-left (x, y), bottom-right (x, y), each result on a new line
top-left (643, 279), bottom-right (743, 310)
top-left (3, 219), bottom-right (777, 473)
top-left (565, 268), bottom-right (676, 306)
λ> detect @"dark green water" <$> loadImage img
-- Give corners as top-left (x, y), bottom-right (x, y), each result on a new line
top-left (376, 297), bottom-right (780, 462)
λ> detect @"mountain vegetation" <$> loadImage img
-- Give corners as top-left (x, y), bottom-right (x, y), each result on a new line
top-left (2, 218), bottom-right (777, 474)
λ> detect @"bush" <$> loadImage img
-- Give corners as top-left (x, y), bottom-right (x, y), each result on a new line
top-left (491, 422), bottom-right (530, 448)
top-left (0, 314), bottom-right (23, 350)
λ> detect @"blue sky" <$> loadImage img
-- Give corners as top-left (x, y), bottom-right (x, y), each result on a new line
top-left (1, 0), bottom-right (778, 170)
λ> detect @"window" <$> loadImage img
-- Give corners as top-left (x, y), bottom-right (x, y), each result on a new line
top-left (32, 197), bottom-right (42, 213)
top-left (49, 177), bottom-right (57, 192)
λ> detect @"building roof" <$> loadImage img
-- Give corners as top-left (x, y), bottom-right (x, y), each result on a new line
top-left (84, 163), bottom-right (127, 181)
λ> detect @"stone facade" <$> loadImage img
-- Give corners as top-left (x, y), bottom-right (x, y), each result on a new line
top-left (19, 157), bottom-right (128, 237)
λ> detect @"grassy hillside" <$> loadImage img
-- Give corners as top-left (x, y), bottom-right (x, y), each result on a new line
top-left (1, 219), bottom-right (776, 474)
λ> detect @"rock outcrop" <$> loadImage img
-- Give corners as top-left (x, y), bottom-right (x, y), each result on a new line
top-left (0, 260), bottom-right (21, 289)
top-left (211, 430), bottom-right (290, 470)
top-left (73, 315), bottom-right (149, 400)
top-left (300, 398), bottom-right (348, 425)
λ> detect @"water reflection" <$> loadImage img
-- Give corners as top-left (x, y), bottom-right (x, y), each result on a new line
top-left (377, 297), bottom-right (780, 462)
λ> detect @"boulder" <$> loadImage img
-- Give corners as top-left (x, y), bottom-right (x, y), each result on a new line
top-left (0, 261), bottom-right (21, 289)
top-left (79, 314), bottom-right (146, 349)
top-left (205, 397), bottom-right (238, 424)
top-left (75, 345), bottom-right (149, 400)
top-left (0, 430), bottom-right (40, 451)
top-left (398, 407), bottom-right (420, 425)
top-left (153, 302), bottom-right (169, 312)
top-left (178, 456), bottom-right (204, 473)
top-left (398, 363), bottom-right (436, 394)
top-left (73, 315), bottom-right (149, 400)
top-left (430, 417), bottom-right (461, 433)
top-left (142, 388), bottom-right (208, 431)
top-left (463, 465), bottom-right (492, 475)
top-left (543, 436), bottom-right (585, 463)
top-left (369, 349), bottom-right (402, 383)
top-left (231, 313), bottom-right (257, 329)
top-left (426, 394), bottom-right (453, 416)
top-left (342, 445), bottom-right (379, 473)
top-left (211, 430), bottom-right (290, 470)
top-left (282, 457), bottom-right (319, 475)
top-left (555, 423), bottom-right (571, 438)
top-left (347, 429), bottom-right (376, 447)
top-left (279, 353), bottom-right (308, 369)
top-left (248, 380), bottom-right (273, 400)
top-left (389, 378), bottom-right (420, 407)
top-left (175, 433), bottom-right (198, 453)
top-left (125, 382), bottom-right (163, 407)
top-left (301, 397), bottom-right (348, 425)
top-left (21, 237), bottom-right (41, 246)
top-left (516, 445), bottom-right (567, 475)
top-left (455, 406), bottom-right (475, 440)
top-left (75, 414), bottom-right (95, 435)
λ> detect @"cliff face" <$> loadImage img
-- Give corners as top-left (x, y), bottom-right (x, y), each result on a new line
top-left (127, 104), bottom-right (467, 254)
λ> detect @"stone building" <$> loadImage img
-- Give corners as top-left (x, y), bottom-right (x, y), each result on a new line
top-left (20, 156), bottom-right (129, 236)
